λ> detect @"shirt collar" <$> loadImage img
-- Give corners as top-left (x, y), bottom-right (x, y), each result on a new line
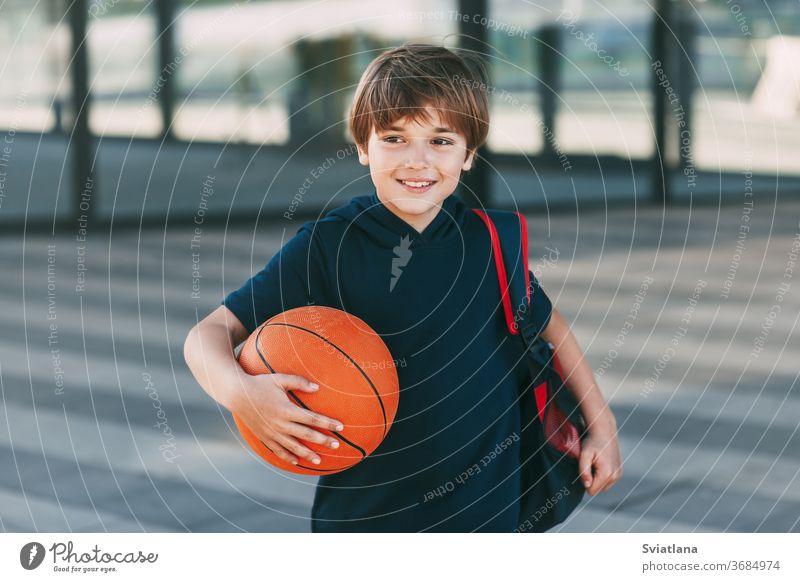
top-left (368, 189), bottom-right (464, 246)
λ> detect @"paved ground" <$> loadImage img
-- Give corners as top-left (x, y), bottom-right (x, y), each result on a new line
top-left (1, 192), bottom-right (798, 533)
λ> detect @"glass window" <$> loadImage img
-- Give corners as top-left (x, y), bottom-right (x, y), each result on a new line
top-left (693, 1), bottom-right (800, 175)
top-left (484, 4), bottom-right (544, 155)
top-left (0, 0), bottom-right (70, 133)
top-left (172, 0), bottom-right (458, 145)
top-left (557, 2), bottom-right (653, 160)
top-left (489, 0), bottom-right (653, 158)
top-left (488, 0), bottom-right (653, 160)
top-left (87, 0), bottom-right (160, 138)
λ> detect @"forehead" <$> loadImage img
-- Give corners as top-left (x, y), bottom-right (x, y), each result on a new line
top-left (373, 106), bottom-right (462, 135)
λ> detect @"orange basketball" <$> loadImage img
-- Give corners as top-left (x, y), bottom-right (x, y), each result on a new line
top-left (234, 305), bottom-right (400, 475)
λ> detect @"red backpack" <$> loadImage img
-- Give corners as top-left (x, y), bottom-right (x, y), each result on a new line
top-left (473, 208), bottom-right (587, 532)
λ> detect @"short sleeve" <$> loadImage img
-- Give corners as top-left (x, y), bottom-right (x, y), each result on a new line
top-left (222, 225), bottom-right (322, 334)
top-left (527, 270), bottom-right (553, 335)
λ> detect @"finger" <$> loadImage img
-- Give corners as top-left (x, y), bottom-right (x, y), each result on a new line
top-left (262, 439), bottom-right (300, 466)
top-left (277, 435), bottom-right (322, 465)
top-left (273, 373), bottom-right (319, 393)
top-left (288, 408), bottom-right (345, 432)
top-left (287, 422), bottom-right (340, 449)
top-left (597, 475), bottom-right (614, 493)
top-left (578, 451), bottom-right (594, 489)
top-left (588, 469), bottom-right (612, 496)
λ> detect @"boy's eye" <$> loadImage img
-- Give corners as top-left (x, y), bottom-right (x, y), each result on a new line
top-left (382, 136), bottom-right (454, 146)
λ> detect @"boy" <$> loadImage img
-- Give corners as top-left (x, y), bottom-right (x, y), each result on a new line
top-left (184, 44), bottom-right (622, 532)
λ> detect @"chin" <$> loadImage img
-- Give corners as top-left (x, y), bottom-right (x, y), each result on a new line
top-left (389, 197), bottom-right (440, 214)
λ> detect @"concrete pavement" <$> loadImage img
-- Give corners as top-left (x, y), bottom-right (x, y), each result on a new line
top-left (1, 193), bottom-right (798, 532)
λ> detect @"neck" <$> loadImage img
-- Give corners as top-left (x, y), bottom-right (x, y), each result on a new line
top-left (377, 195), bottom-right (445, 234)
top-left (400, 207), bottom-right (438, 234)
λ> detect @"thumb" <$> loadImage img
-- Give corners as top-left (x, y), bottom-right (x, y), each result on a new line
top-left (578, 450), bottom-right (593, 488)
top-left (272, 373), bottom-right (319, 393)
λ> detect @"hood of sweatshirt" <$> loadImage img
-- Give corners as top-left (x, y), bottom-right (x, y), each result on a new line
top-left (321, 189), bottom-right (469, 251)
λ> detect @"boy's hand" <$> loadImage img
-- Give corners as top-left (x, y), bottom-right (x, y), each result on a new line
top-left (578, 416), bottom-right (623, 496)
top-left (230, 371), bottom-right (344, 466)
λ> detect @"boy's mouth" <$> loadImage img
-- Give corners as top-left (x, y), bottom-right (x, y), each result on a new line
top-left (397, 179), bottom-right (437, 193)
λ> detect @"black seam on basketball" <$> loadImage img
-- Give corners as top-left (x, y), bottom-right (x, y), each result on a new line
top-left (254, 325), bottom-right (276, 373)
top-left (255, 440), bottom-right (343, 473)
top-left (251, 329), bottom-right (351, 472)
top-left (288, 392), bottom-right (367, 458)
top-left (255, 321), bottom-right (375, 462)
top-left (255, 330), bottom-right (343, 470)
top-left (263, 321), bottom-right (389, 435)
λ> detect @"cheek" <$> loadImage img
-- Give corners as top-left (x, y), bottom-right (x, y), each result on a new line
top-left (370, 149), bottom-right (403, 170)
top-left (367, 156), bottom-right (390, 174)
top-left (436, 149), bottom-right (468, 170)
top-left (438, 159), bottom-right (466, 179)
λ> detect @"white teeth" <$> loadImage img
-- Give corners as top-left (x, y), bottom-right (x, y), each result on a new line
top-left (402, 180), bottom-right (433, 188)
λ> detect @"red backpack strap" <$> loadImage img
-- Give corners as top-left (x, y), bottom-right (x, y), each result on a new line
top-left (471, 209), bottom-right (530, 336)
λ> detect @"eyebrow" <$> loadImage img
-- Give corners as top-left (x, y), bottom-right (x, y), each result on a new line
top-left (386, 125), bottom-right (458, 134)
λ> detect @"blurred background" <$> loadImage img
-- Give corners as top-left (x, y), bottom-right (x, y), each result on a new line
top-left (0, 0), bottom-right (798, 533)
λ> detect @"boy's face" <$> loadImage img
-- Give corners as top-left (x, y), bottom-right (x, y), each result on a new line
top-left (356, 106), bottom-right (475, 233)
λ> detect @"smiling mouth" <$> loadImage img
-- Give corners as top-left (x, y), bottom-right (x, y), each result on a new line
top-left (397, 179), bottom-right (437, 190)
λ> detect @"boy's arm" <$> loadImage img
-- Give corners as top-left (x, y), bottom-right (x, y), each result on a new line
top-left (540, 308), bottom-right (623, 495)
top-left (184, 305), bottom-right (343, 465)
top-left (183, 305), bottom-right (252, 412)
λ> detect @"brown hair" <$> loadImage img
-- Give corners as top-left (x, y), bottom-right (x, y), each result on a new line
top-left (348, 44), bottom-right (490, 155)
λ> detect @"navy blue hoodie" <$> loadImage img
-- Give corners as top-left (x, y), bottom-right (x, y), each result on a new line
top-left (223, 191), bottom-right (552, 532)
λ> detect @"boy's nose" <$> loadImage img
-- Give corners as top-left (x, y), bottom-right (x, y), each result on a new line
top-left (404, 140), bottom-right (431, 168)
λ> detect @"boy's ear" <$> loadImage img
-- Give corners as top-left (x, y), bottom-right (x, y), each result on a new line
top-left (356, 143), bottom-right (369, 166)
top-left (462, 148), bottom-right (476, 172)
